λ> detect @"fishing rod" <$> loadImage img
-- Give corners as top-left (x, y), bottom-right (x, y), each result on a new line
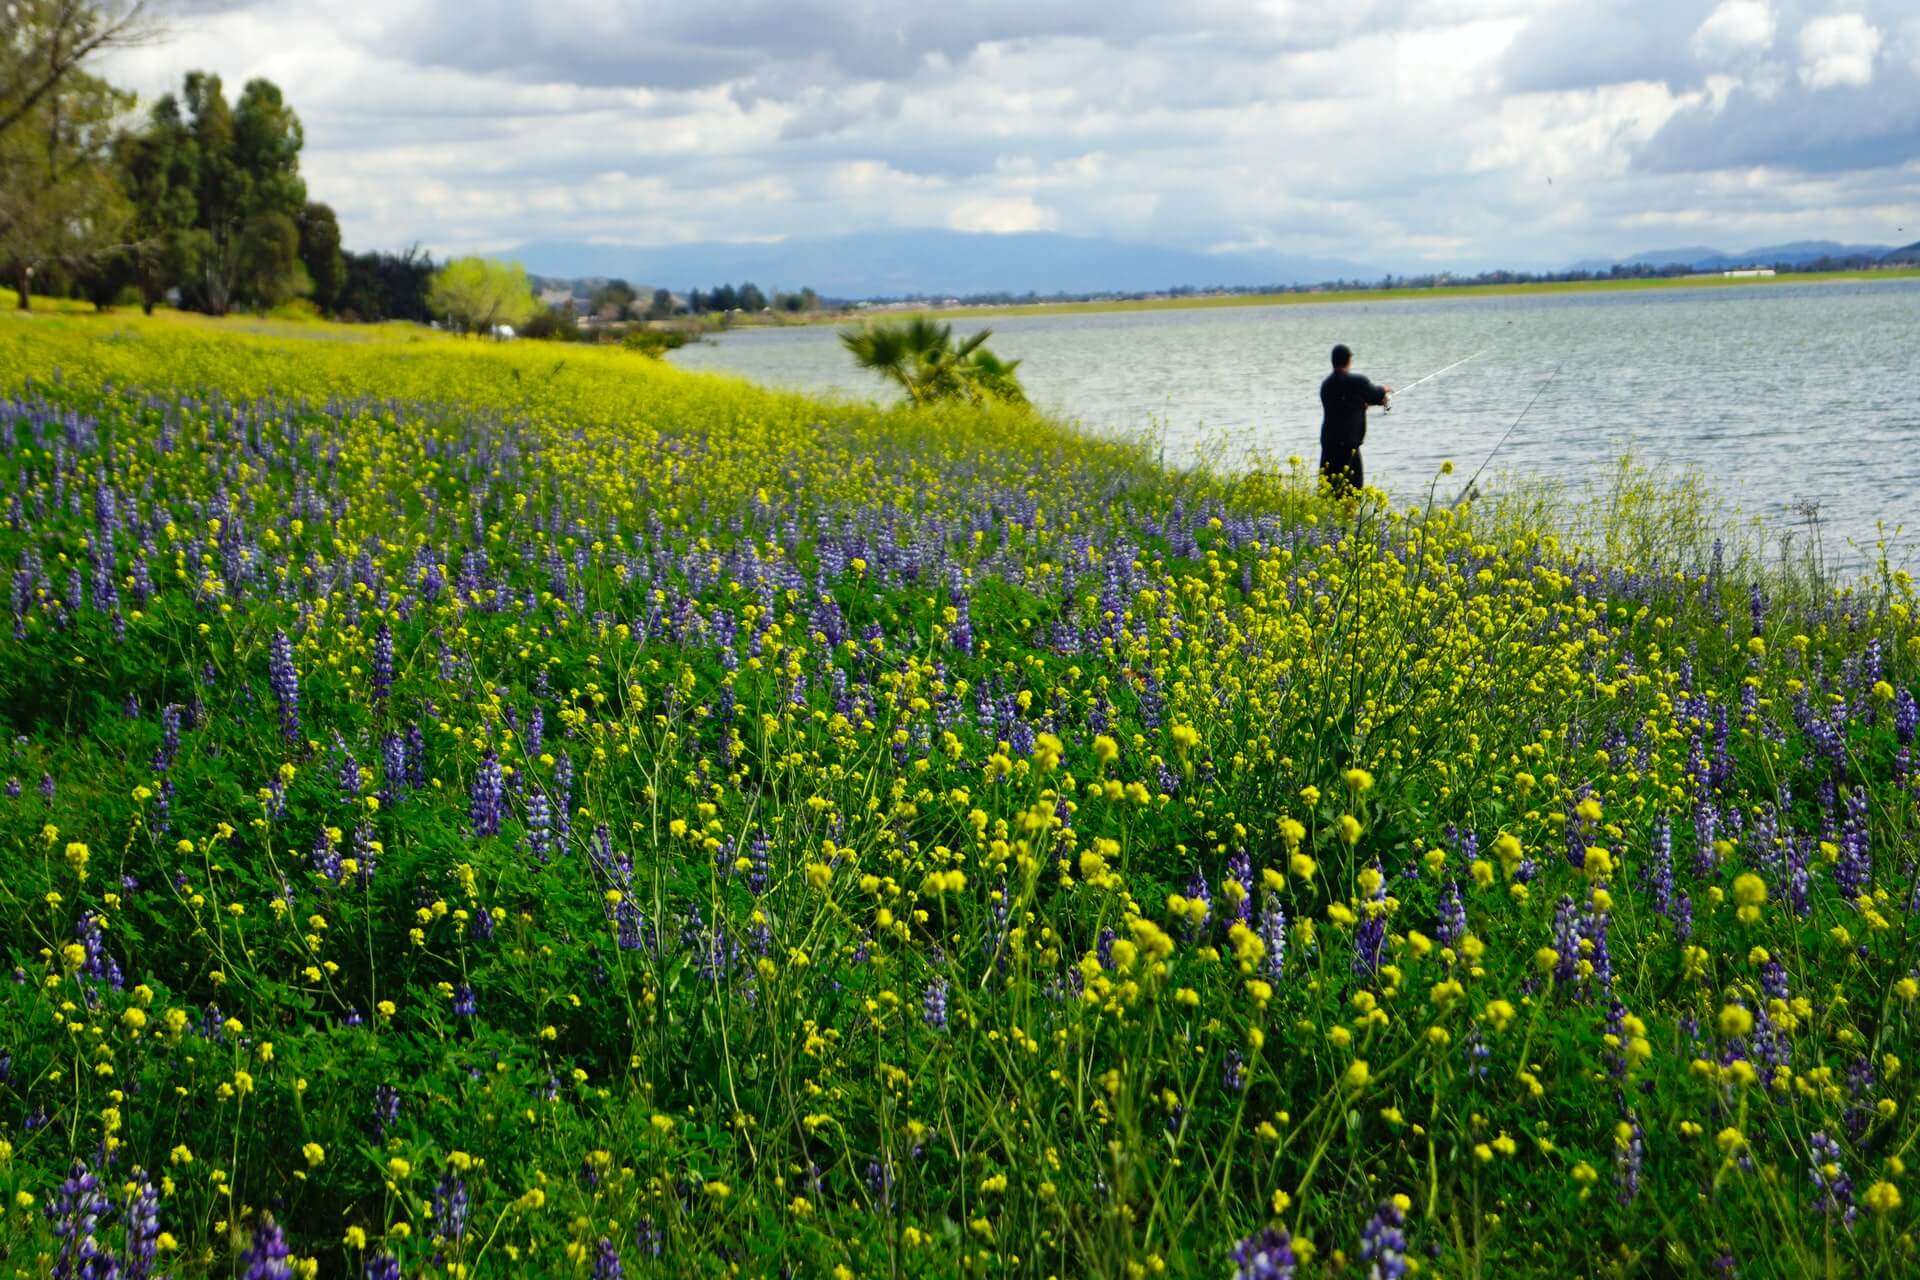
top-left (1383, 348), bottom-right (1487, 411)
top-left (1450, 358), bottom-right (1566, 506)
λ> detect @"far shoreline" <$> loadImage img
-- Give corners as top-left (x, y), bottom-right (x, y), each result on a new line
top-left (818, 266), bottom-right (1920, 325)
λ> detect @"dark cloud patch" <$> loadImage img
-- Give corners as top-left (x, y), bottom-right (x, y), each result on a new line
top-left (388, 1), bottom-right (1404, 93)
top-left (1637, 78), bottom-right (1920, 173)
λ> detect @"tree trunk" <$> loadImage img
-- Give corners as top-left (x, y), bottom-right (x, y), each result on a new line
top-left (13, 263), bottom-right (29, 311)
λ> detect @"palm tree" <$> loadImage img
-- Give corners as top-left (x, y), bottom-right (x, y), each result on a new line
top-left (839, 318), bottom-right (1026, 407)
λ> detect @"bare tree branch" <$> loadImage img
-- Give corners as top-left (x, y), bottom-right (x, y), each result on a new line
top-left (0, 0), bottom-right (164, 140)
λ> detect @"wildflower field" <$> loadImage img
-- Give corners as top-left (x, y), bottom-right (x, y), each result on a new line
top-left (0, 312), bottom-right (1916, 1279)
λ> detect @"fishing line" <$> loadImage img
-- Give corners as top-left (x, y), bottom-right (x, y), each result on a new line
top-left (1452, 358), bottom-right (1566, 506)
top-left (1383, 348), bottom-right (1488, 411)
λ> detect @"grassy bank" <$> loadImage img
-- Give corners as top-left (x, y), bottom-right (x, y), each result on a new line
top-left (0, 308), bottom-right (1916, 1277)
top-left (869, 267), bottom-right (1920, 322)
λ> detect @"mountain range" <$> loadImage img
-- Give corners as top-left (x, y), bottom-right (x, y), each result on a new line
top-left (1567, 240), bottom-right (1900, 273)
top-left (508, 229), bottom-right (1377, 300)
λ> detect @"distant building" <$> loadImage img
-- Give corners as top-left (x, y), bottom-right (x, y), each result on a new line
top-left (1721, 268), bottom-right (1775, 278)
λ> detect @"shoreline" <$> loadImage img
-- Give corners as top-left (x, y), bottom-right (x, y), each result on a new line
top-left (829, 267), bottom-right (1920, 324)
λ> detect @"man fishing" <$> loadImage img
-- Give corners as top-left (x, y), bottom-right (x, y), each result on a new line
top-left (1319, 344), bottom-right (1390, 498)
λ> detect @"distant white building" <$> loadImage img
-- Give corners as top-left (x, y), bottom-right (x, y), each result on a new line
top-left (1722, 268), bottom-right (1775, 278)
top-left (492, 324), bottom-right (517, 340)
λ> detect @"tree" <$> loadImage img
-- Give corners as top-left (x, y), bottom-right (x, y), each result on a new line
top-left (737, 282), bottom-right (766, 312)
top-left (0, 61), bottom-right (132, 310)
top-left (237, 208), bottom-right (301, 310)
top-left (340, 245), bottom-right (434, 322)
top-left (839, 318), bottom-right (1027, 408)
top-left (428, 257), bottom-right (536, 335)
top-left (0, 0), bottom-right (159, 144)
top-left (297, 201), bottom-right (344, 313)
top-left (589, 278), bottom-right (635, 321)
top-left (114, 93), bottom-right (197, 313)
top-left (646, 287), bottom-right (673, 320)
top-left (169, 72), bottom-right (308, 314)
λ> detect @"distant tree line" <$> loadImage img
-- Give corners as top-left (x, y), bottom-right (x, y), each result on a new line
top-left (557, 278), bottom-right (826, 323)
top-left (865, 251), bottom-right (1916, 310)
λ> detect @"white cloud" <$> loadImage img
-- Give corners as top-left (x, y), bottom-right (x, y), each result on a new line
top-left (947, 196), bottom-right (1058, 234)
top-left (1797, 13), bottom-right (1882, 89)
top-left (1691, 1), bottom-right (1776, 63)
top-left (91, 0), bottom-right (1920, 272)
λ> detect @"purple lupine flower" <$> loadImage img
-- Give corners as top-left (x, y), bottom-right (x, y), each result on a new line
top-left (1835, 787), bottom-right (1870, 901)
top-left (433, 1172), bottom-right (470, 1240)
top-left (634, 1217), bottom-right (662, 1257)
top-left (336, 743), bottom-right (363, 798)
top-left (1434, 880), bottom-right (1466, 951)
top-left (124, 1170), bottom-right (161, 1279)
top-left (1359, 1198), bottom-right (1408, 1280)
top-left (1896, 689), bottom-right (1918, 746)
top-left (405, 723), bottom-right (428, 790)
top-left (592, 1238), bottom-right (623, 1280)
top-left (380, 733), bottom-right (407, 805)
top-left (1260, 897), bottom-right (1286, 983)
top-left (73, 913), bottom-right (123, 992)
top-left (371, 1084), bottom-right (401, 1137)
top-left (1225, 850), bottom-right (1253, 923)
top-left (1550, 896), bottom-right (1582, 989)
top-left (452, 984), bottom-right (477, 1017)
top-left (923, 977), bottom-right (950, 1030)
top-left (1223, 1048), bottom-right (1246, 1092)
top-left (747, 829), bottom-right (769, 896)
top-left (1460, 1026), bottom-right (1490, 1080)
top-left (269, 630), bottom-right (301, 744)
top-left (48, 1159), bottom-right (111, 1280)
top-left (1230, 1227), bottom-right (1296, 1280)
top-left (526, 791), bottom-right (551, 861)
top-left (470, 750), bottom-right (504, 837)
top-left (1585, 900), bottom-right (1613, 993)
top-left (364, 1255), bottom-right (401, 1280)
top-left (1808, 1131), bottom-right (1856, 1225)
top-left (1614, 1111), bottom-right (1644, 1206)
top-left (1351, 862), bottom-right (1388, 977)
top-left (372, 622), bottom-right (394, 703)
top-left (153, 703), bottom-right (182, 774)
top-left (1643, 817), bottom-right (1674, 919)
top-left (243, 1213), bottom-right (291, 1279)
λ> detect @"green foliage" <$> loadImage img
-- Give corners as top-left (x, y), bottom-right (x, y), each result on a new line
top-left (590, 278), bottom-right (637, 320)
top-left (298, 201), bottom-right (346, 314)
top-left (620, 328), bottom-right (691, 358)
top-left (840, 316), bottom-right (1029, 407)
top-left (0, 316), bottom-right (1916, 1278)
top-left (0, 60), bottom-right (133, 310)
top-left (428, 257), bottom-right (538, 335)
top-left (120, 71), bottom-right (312, 315)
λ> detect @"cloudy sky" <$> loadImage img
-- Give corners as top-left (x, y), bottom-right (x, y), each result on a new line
top-left (102, 0), bottom-right (1920, 270)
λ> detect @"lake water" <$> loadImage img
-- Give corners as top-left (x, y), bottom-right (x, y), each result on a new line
top-left (671, 280), bottom-right (1920, 571)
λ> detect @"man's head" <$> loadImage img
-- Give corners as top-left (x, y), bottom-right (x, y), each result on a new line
top-left (1331, 343), bottom-right (1352, 370)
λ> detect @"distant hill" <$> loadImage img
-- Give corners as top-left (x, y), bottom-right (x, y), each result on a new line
top-left (1570, 240), bottom-right (1895, 273)
top-left (1885, 241), bottom-right (1920, 264)
top-left (506, 230), bottom-right (1377, 300)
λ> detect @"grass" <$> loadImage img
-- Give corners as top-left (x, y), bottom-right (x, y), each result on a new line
top-left (0, 305), bottom-right (1916, 1278)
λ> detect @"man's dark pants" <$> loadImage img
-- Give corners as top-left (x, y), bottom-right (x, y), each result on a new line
top-left (1319, 446), bottom-right (1362, 498)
